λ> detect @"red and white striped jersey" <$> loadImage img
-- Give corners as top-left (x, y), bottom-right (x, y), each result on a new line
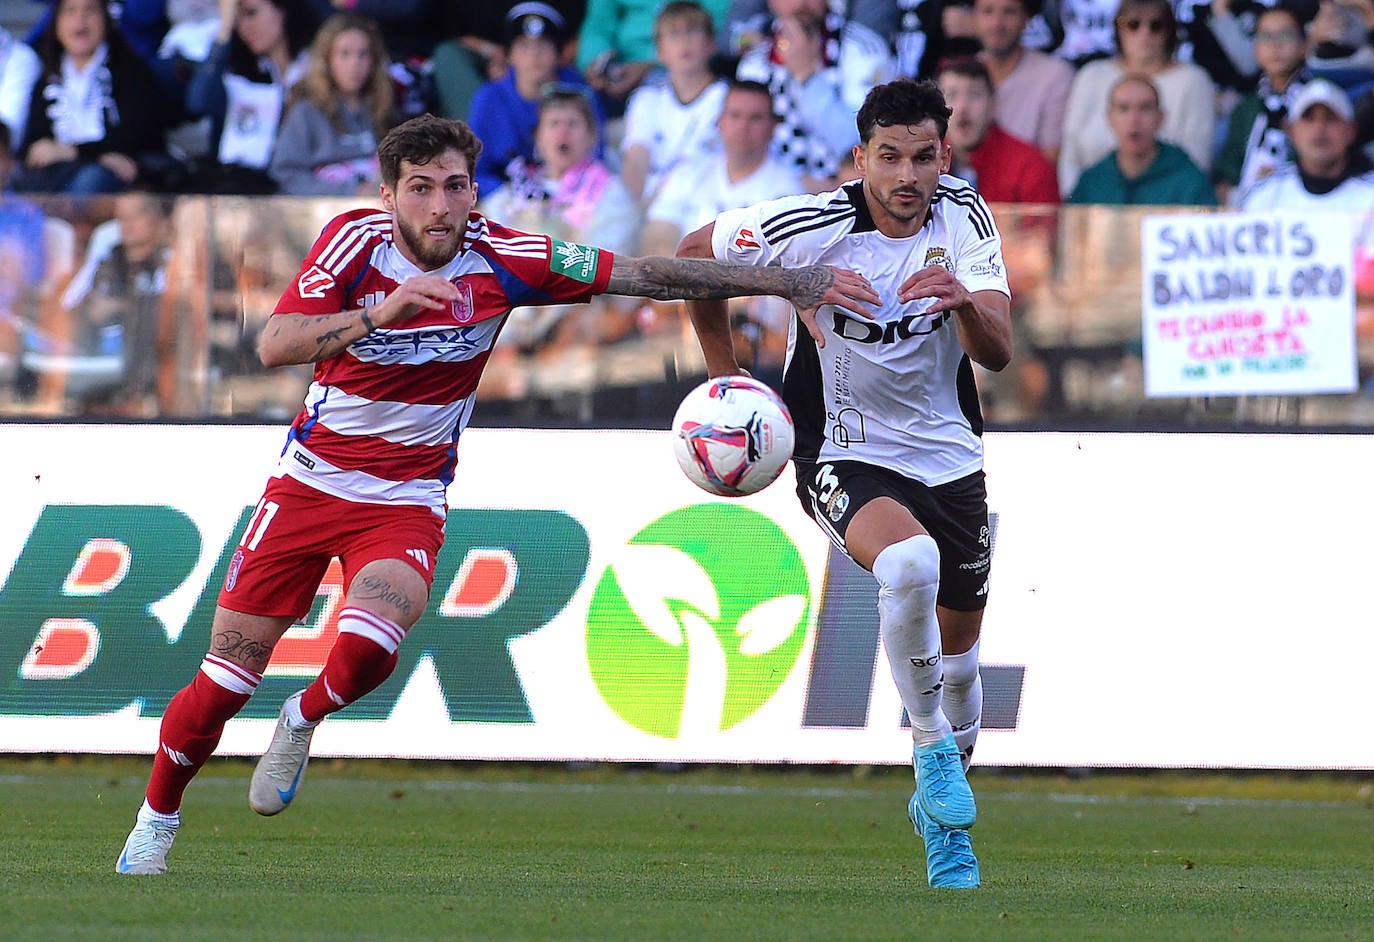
top-left (270, 207), bottom-right (614, 514)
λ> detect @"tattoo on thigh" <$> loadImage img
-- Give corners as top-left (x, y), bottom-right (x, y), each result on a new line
top-left (354, 575), bottom-right (413, 616)
top-left (212, 630), bottom-right (274, 668)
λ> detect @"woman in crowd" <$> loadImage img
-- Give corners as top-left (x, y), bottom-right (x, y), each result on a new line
top-left (1058, 0), bottom-right (1217, 194)
top-left (183, 0), bottom-right (319, 193)
top-left (14, 0), bottom-right (174, 194)
top-left (270, 13), bottom-right (397, 196)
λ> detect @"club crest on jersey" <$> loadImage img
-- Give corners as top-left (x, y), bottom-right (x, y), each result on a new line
top-left (450, 280), bottom-right (475, 323)
top-left (924, 247), bottom-right (954, 273)
top-left (733, 228), bottom-right (761, 251)
top-left (298, 265), bottom-right (335, 299)
top-left (550, 239), bottom-right (600, 284)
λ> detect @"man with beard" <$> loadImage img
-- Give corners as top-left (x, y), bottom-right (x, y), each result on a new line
top-left (116, 112), bottom-right (879, 876)
top-left (677, 78), bottom-right (1012, 889)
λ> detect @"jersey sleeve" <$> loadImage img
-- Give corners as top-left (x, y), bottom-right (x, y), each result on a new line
top-left (272, 210), bottom-right (374, 316)
top-left (481, 220), bottom-right (616, 306)
top-left (709, 198), bottom-right (795, 268)
top-left (953, 193), bottom-right (1011, 299)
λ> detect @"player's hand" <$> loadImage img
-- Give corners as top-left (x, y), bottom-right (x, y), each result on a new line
top-left (372, 275), bottom-right (463, 326)
top-left (898, 265), bottom-right (974, 315)
top-left (794, 265), bottom-right (879, 349)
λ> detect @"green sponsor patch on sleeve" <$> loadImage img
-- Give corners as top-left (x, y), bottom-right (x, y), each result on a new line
top-left (549, 239), bottom-right (602, 284)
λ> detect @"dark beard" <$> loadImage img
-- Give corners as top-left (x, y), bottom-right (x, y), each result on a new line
top-left (395, 217), bottom-right (460, 270)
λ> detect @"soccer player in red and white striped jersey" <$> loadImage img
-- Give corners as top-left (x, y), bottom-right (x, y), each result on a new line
top-left (116, 113), bottom-right (879, 875)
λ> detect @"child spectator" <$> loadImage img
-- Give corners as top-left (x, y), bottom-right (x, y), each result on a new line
top-left (270, 14), bottom-right (397, 196)
top-left (620, 2), bottom-right (728, 210)
top-left (470, 3), bottom-right (603, 197)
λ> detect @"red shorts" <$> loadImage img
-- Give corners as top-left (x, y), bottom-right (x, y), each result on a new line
top-left (218, 473), bottom-right (446, 619)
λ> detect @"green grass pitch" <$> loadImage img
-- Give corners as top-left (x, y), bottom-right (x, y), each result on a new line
top-left (0, 757), bottom-right (1370, 941)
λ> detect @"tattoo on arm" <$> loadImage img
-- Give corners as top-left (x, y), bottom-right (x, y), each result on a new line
top-left (212, 630), bottom-right (274, 669)
top-left (607, 257), bottom-right (832, 305)
top-left (360, 308), bottom-right (376, 333)
top-left (353, 575), bottom-right (414, 617)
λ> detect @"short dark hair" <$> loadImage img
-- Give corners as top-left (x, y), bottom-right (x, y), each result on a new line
top-left (934, 56), bottom-right (994, 93)
top-left (727, 78), bottom-right (774, 103)
top-left (856, 78), bottom-right (953, 143)
top-left (378, 114), bottom-right (483, 188)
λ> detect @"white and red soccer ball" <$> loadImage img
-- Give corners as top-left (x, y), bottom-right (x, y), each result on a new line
top-left (671, 375), bottom-right (795, 497)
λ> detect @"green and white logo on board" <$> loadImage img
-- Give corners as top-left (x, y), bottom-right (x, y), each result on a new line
top-left (585, 505), bottom-right (811, 738)
top-left (550, 239), bottom-right (600, 283)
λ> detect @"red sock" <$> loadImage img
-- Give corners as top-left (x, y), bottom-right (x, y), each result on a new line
top-left (298, 631), bottom-right (399, 723)
top-left (146, 665), bottom-right (255, 814)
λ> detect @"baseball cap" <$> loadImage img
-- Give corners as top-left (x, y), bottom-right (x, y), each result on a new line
top-left (504, 2), bottom-right (567, 47)
top-left (1288, 79), bottom-right (1354, 122)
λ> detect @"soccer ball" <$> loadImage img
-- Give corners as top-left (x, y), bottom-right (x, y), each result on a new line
top-left (671, 375), bottom-right (794, 497)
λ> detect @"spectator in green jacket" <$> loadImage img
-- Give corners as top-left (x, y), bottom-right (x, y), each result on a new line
top-left (1068, 74), bottom-right (1217, 206)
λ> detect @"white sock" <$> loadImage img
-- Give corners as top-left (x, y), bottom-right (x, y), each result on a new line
top-left (282, 690), bottom-right (318, 729)
top-left (942, 640), bottom-right (982, 771)
top-left (139, 798), bottom-right (180, 827)
top-left (873, 535), bottom-right (950, 746)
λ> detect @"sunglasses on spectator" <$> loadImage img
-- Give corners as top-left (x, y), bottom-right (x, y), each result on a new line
top-left (1119, 18), bottom-right (1169, 34)
top-left (1255, 30), bottom-right (1302, 44)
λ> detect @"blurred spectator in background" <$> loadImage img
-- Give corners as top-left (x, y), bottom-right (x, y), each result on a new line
top-left (641, 79), bottom-right (799, 253)
top-left (937, 57), bottom-right (1060, 202)
top-left (431, 2), bottom-right (587, 122)
top-left (1068, 73), bottom-right (1217, 204)
top-left (577, 0), bottom-right (728, 116)
top-left (972, 0), bottom-right (1074, 164)
top-left (1238, 76), bottom-right (1374, 206)
top-left (1053, 0), bottom-right (1122, 67)
top-left (26, 0), bottom-right (170, 66)
top-left (736, 0), bottom-right (893, 190)
top-left (323, 0), bottom-right (439, 64)
top-left (29, 191), bottom-right (182, 414)
top-left (640, 78), bottom-right (800, 369)
top-left (1306, 0), bottom-right (1374, 79)
top-left (1059, 0), bottom-right (1217, 194)
top-left (620, 1), bottom-right (728, 210)
top-left (183, 0), bottom-right (319, 194)
top-left (1215, 5), bottom-right (1312, 205)
top-left (726, 0), bottom-right (899, 64)
top-left (1, 26), bottom-right (42, 148)
top-left (270, 13), bottom-right (396, 195)
top-left (0, 124), bottom-right (58, 401)
top-left (13, 0), bottom-right (176, 195)
top-left (937, 55), bottom-right (1057, 420)
top-left (478, 88), bottom-right (641, 402)
top-left (470, 3), bottom-right (604, 197)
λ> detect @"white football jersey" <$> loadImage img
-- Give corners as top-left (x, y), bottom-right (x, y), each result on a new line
top-left (711, 178), bottom-right (1010, 486)
top-left (1237, 165), bottom-right (1374, 212)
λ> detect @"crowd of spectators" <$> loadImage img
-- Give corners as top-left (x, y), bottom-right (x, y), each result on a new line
top-left (7, 0), bottom-right (1374, 420)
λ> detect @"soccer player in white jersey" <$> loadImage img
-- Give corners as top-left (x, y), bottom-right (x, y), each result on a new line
top-left (115, 113), bottom-right (879, 875)
top-left (678, 78), bottom-right (1013, 889)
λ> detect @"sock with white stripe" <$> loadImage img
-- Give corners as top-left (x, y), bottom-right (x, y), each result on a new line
top-left (298, 608), bottom-right (405, 723)
top-left (146, 656), bottom-right (260, 813)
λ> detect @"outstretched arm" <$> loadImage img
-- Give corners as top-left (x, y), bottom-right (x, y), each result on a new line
top-left (605, 252), bottom-right (874, 312)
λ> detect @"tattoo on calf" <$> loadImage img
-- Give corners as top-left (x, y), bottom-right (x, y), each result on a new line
top-left (212, 630), bottom-right (274, 668)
